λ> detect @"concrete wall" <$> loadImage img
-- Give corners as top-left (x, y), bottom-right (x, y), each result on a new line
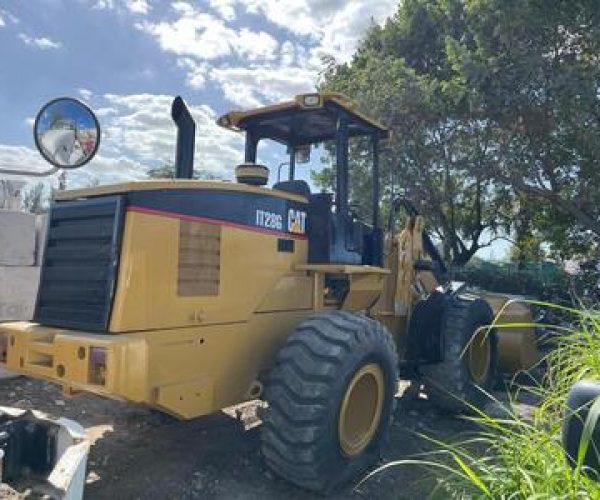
top-left (0, 210), bottom-right (45, 322)
top-left (0, 210), bottom-right (36, 266)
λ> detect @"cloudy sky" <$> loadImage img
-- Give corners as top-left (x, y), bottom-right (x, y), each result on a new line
top-left (0, 0), bottom-right (399, 187)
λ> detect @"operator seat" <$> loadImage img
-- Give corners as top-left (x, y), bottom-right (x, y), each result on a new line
top-left (272, 180), bottom-right (311, 197)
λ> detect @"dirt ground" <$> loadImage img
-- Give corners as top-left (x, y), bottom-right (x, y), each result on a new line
top-left (0, 377), bottom-right (489, 499)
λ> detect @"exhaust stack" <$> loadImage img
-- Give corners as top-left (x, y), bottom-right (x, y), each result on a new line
top-left (171, 96), bottom-right (196, 179)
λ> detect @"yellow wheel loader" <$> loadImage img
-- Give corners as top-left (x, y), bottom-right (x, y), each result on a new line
top-left (0, 93), bottom-right (543, 492)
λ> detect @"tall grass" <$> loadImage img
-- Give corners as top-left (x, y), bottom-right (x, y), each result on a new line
top-left (384, 305), bottom-right (600, 498)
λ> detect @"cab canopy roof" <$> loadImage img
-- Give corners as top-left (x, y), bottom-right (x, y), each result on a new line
top-left (216, 93), bottom-right (389, 146)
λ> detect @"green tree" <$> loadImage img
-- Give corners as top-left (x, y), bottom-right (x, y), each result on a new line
top-left (448, 0), bottom-right (600, 258)
top-left (318, 0), bottom-right (600, 263)
top-left (146, 164), bottom-right (221, 181)
top-left (319, 1), bottom-right (513, 265)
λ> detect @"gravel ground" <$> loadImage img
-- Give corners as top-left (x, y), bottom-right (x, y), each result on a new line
top-left (0, 377), bottom-right (490, 499)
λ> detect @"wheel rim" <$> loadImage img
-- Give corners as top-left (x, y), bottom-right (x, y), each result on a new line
top-left (338, 363), bottom-right (385, 457)
top-left (468, 327), bottom-right (491, 385)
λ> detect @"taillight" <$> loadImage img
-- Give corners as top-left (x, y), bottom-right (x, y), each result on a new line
top-left (89, 347), bottom-right (107, 385)
top-left (0, 334), bottom-right (7, 363)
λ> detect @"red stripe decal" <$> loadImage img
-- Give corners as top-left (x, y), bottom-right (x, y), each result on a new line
top-left (127, 205), bottom-right (308, 240)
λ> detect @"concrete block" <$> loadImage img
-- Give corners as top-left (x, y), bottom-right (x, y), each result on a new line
top-left (35, 214), bottom-right (48, 266)
top-left (0, 266), bottom-right (41, 321)
top-left (0, 210), bottom-right (36, 266)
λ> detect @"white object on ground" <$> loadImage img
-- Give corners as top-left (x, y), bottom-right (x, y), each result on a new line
top-left (0, 406), bottom-right (90, 500)
top-left (0, 367), bottom-right (18, 380)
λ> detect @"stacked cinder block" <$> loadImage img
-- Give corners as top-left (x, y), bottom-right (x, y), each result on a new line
top-left (0, 210), bottom-right (44, 322)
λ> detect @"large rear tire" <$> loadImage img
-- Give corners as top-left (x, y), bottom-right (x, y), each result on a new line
top-left (421, 295), bottom-right (498, 413)
top-left (261, 311), bottom-right (399, 492)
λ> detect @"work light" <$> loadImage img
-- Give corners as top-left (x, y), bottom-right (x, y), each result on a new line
top-left (89, 347), bottom-right (107, 385)
top-left (302, 94), bottom-right (321, 107)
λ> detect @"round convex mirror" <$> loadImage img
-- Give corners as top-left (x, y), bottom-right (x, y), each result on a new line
top-left (34, 97), bottom-right (101, 169)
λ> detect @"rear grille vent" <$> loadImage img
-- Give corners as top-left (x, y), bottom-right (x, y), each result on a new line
top-left (34, 196), bottom-right (125, 332)
top-left (178, 220), bottom-right (221, 296)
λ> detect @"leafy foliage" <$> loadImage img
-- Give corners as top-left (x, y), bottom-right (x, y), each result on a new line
top-left (451, 259), bottom-right (570, 302)
top-left (146, 164), bottom-right (221, 180)
top-left (380, 306), bottom-right (600, 498)
top-left (318, 0), bottom-right (600, 263)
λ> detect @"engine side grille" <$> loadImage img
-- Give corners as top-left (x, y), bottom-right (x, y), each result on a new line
top-left (34, 196), bottom-right (125, 332)
top-left (178, 220), bottom-right (221, 297)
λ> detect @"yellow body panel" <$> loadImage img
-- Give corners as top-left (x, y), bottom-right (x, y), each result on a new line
top-left (295, 264), bottom-right (389, 275)
top-left (257, 276), bottom-right (313, 312)
top-left (343, 273), bottom-right (387, 311)
top-left (483, 293), bottom-right (543, 373)
top-left (372, 215), bottom-right (434, 352)
top-left (1, 310), bottom-right (314, 418)
top-left (110, 210), bottom-right (309, 332)
top-left (1, 263), bottom-right (385, 419)
top-left (54, 179), bottom-right (308, 203)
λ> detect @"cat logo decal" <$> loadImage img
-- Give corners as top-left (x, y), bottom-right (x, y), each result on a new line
top-left (287, 209), bottom-right (307, 235)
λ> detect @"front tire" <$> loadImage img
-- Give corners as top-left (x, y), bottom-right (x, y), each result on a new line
top-left (421, 295), bottom-right (498, 413)
top-left (261, 311), bottom-right (399, 492)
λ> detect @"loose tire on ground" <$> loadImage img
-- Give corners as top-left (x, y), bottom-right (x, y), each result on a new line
top-left (421, 295), bottom-right (498, 413)
top-left (260, 311), bottom-right (399, 492)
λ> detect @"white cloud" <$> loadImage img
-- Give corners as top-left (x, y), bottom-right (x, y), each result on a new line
top-left (95, 107), bottom-right (119, 117)
top-left (177, 58), bottom-right (208, 89)
top-left (0, 145), bottom-right (50, 174)
top-left (234, 29), bottom-right (278, 62)
top-left (136, 8), bottom-right (279, 63)
top-left (136, 13), bottom-right (233, 60)
top-left (92, 0), bottom-right (115, 10)
top-left (0, 142), bottom-right (144, 189)
top-left (101, 93), bottom-right (243, 177)
top-left (2, 0), bottom-right (400, 194)
top-left (78, 88), bottom-right (93, 101)
top-left (0, 7), bottom-right (19, 26)
top-left (80, 154), bottom-right (147, 183)
top-left (171, 1), bottom-right (194, 15)
top-left (210, 66), bottom-right (315, 108)
top-left (209, 0), bottom-right (236, 21)
top-left (134, 0), bottom-right (396, 107)
top-left (126, 0), bottom-right (151, 15)
top-left (238, 0), bottom-right (397, 61)
top-left (3, 94), bottom-right (240, 186)
top-left (90, 0), bottom-right (150, 15)
top-left (280, 40), bottom-right (296, 66)
top-left (318, 0), bottom-right (397, 61)
top-left (18, 33), bottom-right (62, 50)
top-left (0, 92), bottom-right (246, 189)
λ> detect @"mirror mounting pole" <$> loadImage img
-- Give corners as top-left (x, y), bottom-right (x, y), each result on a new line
top-left (171, 96), bottom-right (196, 179)
top-left (0, 166), bottom-right (59, 177)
